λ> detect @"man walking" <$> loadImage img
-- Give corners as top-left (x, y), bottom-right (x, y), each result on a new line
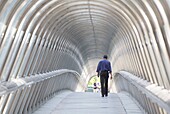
top-left (96, 55), bottom-right (112, 97)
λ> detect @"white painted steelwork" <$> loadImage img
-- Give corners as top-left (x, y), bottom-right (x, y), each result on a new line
top-left (0, 0), bottom-right (170, 113)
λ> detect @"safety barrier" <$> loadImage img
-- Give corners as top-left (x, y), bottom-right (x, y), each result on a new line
top-left (0, 70), bottom-right (85, 114)
top-left (112, 71), bottom-right (170, 114)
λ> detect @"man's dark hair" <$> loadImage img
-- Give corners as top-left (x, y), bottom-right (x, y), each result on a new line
top-left (103, 55), bottom-right (108, 59)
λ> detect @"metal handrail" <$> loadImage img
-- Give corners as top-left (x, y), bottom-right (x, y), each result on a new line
top-left (0, 69), bottom-right (85, 97)
top-left (113, 71), bottom-right (170, 113)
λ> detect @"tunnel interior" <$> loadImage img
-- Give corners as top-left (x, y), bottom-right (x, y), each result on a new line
top-left (0, 0), bottom-right (170, 114)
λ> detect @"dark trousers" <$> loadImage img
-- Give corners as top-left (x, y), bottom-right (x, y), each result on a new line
top-left (100, 71), bottom-right (109, 96)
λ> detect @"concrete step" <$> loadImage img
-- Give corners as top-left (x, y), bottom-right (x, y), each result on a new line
top-left (33, 91), bottom-right (144, 114)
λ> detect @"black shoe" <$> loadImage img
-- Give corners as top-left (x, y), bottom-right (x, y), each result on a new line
top-left (102, 95), bottom-right (104, 97)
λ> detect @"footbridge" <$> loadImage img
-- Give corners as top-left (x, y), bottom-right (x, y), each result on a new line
top-left (0, 0), bottom-right (170, 114)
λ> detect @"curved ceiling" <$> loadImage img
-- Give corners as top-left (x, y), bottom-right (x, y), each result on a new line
top-left (0, 0), bottom-right (170, 86)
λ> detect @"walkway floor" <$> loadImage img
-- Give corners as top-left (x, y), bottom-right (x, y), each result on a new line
top-left (33, 91), bottom-right (144, 114)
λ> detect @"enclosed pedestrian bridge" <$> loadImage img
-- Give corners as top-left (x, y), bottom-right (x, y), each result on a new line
top-left (0, 0), bottom-right (170, 114)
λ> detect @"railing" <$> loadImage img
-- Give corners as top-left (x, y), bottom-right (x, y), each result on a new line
top-left (111, 71), bottom-right (170, 114)
top-left (0, 69), bottom-right (85, 114)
